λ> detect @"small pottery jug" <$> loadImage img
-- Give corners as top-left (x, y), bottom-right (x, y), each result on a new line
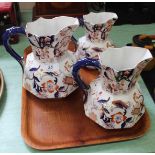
top-left (73, 46), bottom-right (152, 129)
top-left (3, 16), bottom-right (79, 99)
top-left (75, 12), bottom-right (118, 60)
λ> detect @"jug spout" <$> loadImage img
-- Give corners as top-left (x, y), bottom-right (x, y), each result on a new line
top-left (99, 46), bottom-right (153, 94)
top-left (83, 12), bottom-right (118, 42)
top-left (25, 17), bottom-right (79, 62)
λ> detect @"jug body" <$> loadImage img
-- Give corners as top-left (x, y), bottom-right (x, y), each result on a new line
top-left (3, 17), bottom-right (79, 99)
top-left (72, 47), bottom-right (152, 129)
top-left (75, 12), bottom-right (118, 60)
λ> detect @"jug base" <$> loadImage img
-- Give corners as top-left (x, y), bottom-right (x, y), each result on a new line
top-left (23, 47), bottom-right (78, 99)
top-left (84, 81), bottom-right (146, 129)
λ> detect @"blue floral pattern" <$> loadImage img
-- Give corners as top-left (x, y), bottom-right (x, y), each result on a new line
top-left (75, 13), bottom-right (117, 60)
top-left (23, 17), bottom-right (79, 98)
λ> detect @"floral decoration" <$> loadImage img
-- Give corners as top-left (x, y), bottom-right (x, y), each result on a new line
top-left (23, 23), bottom-right (78, 98)
top-left (100, 60), bottom-right (150, 94)
top-left (82, 74), bottom-right (147, 129)
top-left (27, 25), bottom-right (78, 61)
top-left (111, 112), bottom-right (127, 124)
top-left (42, 80), bottom-right (59, 93)
top-left (75, 15), bottom-right (116, 60)
top-left (84, 19), bottom-right (116, 42)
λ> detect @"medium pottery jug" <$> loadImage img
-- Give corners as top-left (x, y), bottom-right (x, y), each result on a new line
top-left (73, 46), bottom-right (152, 129)
top-left (75, 12), bottom-right (118, 60)
top-left (3, 16), bottom-right (79, 99)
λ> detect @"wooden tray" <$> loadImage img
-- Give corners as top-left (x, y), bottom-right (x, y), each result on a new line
top-left (21, 44), bottom-right (150, 150)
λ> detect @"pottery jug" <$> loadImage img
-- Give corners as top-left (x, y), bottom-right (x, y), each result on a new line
top-left (3, 16), bottom-right (79, 99)
top-left (75, 12), bottom-right (118, 60)
top-left (73, 46), bottom-right (152, 129)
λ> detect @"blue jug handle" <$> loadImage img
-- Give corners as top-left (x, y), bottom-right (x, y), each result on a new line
top-left (3, 26), bottom-right (26, 71)
top-left (78, 17), bottom-right (84, 27)
top-left (72, 58), bottom-right (101, 90)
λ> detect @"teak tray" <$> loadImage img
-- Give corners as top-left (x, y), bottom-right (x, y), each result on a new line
top-left (21, 43), bottom-right (150, 150)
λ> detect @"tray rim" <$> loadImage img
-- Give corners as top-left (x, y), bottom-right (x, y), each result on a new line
top-left (21, 88), bottom-right (151, 151)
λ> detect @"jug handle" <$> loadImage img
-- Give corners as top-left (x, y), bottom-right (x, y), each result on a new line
top-left (78, 17), bottom-right (84, 27)
top-left (3, 26), bottom-right (26, 71)
top-left (72, 58), bottom-right (101, 90)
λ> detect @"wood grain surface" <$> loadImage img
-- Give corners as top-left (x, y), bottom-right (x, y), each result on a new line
top-left (21, 42), bottom-right (150, 150)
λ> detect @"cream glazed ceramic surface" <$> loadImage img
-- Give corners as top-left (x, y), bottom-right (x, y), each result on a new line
top-left (85, 80), bottom-right (145, 129)
top-left (75, 12), bottom-right (118, 60)
top-left (73, 46), bottom-right (152, 129)
top-left (3, 17), bottom-right (79, 99)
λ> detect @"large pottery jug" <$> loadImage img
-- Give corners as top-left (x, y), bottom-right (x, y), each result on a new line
top-left (3, 16), bottom-right (79, 99)
top-left (73, 46), bottom-right (152, 129)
